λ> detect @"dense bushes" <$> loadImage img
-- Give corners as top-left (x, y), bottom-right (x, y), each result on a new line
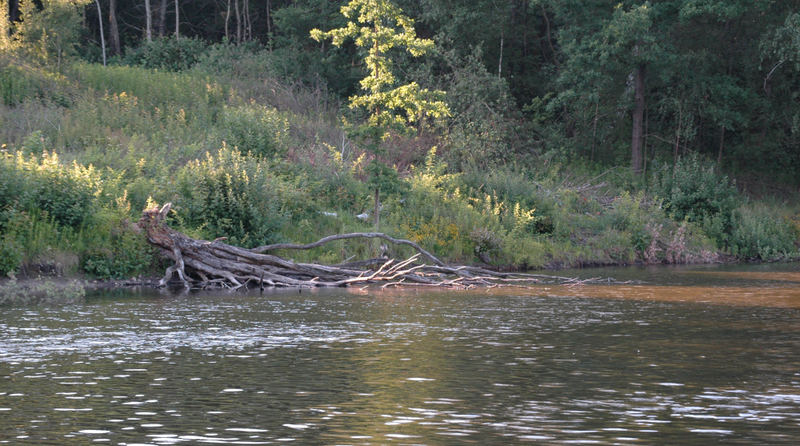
top-left (650, 154), bottom-right (797, 260)
top-left (0, 151), bottom-right (99, 228)
top-left (217, 104), bottom-right (289, 158)
top-left (0, 61), bottom-right (72, 106)
top-left (176, 147), bottom-right (309, 248)
top-left (651, 154), bottom-right (739, 247)
top-left (122, 37), bottom-right (209, 72)
top-left (730, 204), bottom-right (798, 260)
top-left (0, 151), bottom-right (159, 278)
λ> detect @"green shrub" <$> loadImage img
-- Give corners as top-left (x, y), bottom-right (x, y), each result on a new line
top-left (80, 196), bottom-right (160, 279)
top-left (651, 154), bottom-right (738, 247)
top-left (176, 146), bottom-right (307, 247)
top-left (194, 41), bottom-right (274, 80)
top-left (0, 62), bottom-right (72, 106)
top-left (70, 63), bottom-right (225, 112)
top-left (729, 204), bottom-right (797, 260)
top-left (122, 36), bottom-right (209, 72)
top-left (0, 151), bottom-right (100, 228)
top-left (0, 209), bottom-right (83, 276)
top-left (0, 65), bottom-right (38, 106)
top-left (0, 235), bottom-right (22, 277)
top-left (217, 104), bottom-right (289, 158)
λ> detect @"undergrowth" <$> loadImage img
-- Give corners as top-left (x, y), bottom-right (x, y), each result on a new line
top-left (0, 52), bottom-right (797, 280)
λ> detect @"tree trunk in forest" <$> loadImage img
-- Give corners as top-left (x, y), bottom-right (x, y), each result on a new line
top-left (674, 104), bottom-right (681, 166)
top-left (591, 99), bottom-right (599, 161)
top-left (158, 0), bottom-right (166, 36)
top-left (631, 63), bottom-right (646, 175)
top-left (108, 0), bottom-right (121, 56)
top-left (717, 125), bottom-right (725, 164)
top-left (540, 4), bottom-right (559, 68)
top-left (1, 0), bottom-right (10, 47)
top-left (8, 0), bottom-right (18, 22)
top-left (224, 0), bottom-right (230, 41)
top-left (144, 0), bottom-right (152, 42)
top-left (174, 0), bottom-right (179, 38)
top-left (266, 0), bottom-right (272, 40)
top-left (234, 0), bottom-right (241, 43)
top-left (373, 188), bottom-right (380, 231)
top-left (498, 31), bottom-right (504, 77)
top-left (245, 0), bottom-right (251, 41)
top-left (94, 0), bottom-right (106, 66)
top-left (136, 204), bottom-right (599, 290)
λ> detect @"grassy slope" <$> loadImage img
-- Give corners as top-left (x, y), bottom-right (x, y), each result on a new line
top-left (0, 57), bottom-right (798, 280)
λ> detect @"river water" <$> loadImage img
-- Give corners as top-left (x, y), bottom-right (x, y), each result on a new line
top-left (1, 264), bottom-right (800, 444)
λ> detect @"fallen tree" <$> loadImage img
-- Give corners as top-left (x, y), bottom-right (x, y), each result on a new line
top-left (137, 203), bottom-right (612, 290)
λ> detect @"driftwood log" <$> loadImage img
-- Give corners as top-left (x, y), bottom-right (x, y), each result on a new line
top-left (137, 203), bottom-right (598, 290)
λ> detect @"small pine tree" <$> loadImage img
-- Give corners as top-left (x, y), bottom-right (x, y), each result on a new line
top-left (310, 0), bottom-right (449, 136)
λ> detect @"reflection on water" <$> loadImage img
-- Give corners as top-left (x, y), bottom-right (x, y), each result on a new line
top-left (1, 264), bottom-right (800, 444)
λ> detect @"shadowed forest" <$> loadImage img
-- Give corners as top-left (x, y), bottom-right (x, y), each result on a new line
top-left (1, 0), bottom-right (799, 281)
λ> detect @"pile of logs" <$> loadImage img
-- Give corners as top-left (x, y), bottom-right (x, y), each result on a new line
top-left (137, 203), bottom-right (597, 290)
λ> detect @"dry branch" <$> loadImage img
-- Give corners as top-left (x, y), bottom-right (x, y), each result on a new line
top-left (137, 203), bottom-right (611, 290)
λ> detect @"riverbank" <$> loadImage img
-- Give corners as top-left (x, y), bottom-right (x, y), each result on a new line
top-left (1, 57), bottom-right (799, 282)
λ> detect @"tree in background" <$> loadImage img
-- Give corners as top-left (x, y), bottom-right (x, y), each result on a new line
top-left (1, 0), bottom-right (9, 50)
top-left (311, 0), bottom-right (449, 137)
top-left (311, 0), bottom-right (449, 231)
top-left (15, 0), bottom-right (88, 70)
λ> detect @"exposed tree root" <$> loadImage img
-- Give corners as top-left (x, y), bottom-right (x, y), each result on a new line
top-left (137, 203), bottom-right (621, 290)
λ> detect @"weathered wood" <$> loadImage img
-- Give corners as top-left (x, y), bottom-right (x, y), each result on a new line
top-left (137, 203), bottom-right (605, 290)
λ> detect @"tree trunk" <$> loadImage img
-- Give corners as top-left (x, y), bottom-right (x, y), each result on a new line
top-left (108, 0), bottom-right (121, 56)
top-left (717, 125), bottom-right (725, 164)
top-left (540, 3), bottom-right (559, 68)
top-left (9, 0), bottom-right (19, 22)
top-left (224, 0), bottom-right (230, 41)
top-left (94, 0), bottom-right (106, 66)
top-left (245, 0), bottom-right (252, 41)
top-left (234, 0), bottom-right (241, 43)
top-left (266, 0), bottom-right (272, 39)
top-left (631, 64), bottom-right (646, 175)
top-left (158, 0), bottom-right (167, 36)
top-left (174, 0), bottom-right (179, 39)
top-left (674, 104), bottom-right (681, 166)
top-left (498, 31), bottom-right (504, 77)
top-left (1, 0), bottom-right (10, 47)
top-left (373, 188), bottom-right (380, 231)
top-left (144, 0), bottom-right (152, 42)
top-left (591, 99), bottom-right (599, 161)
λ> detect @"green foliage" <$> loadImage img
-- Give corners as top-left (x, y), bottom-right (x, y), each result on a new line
top-left (193, 41), bottom-right (274, 80)
top-left (81, 195), bottom-right (160, 279)
top-left (0, 209), bottom-right (81, 275)
top-left (651, 154), bottom-right (738, 247)
top-left (176, 146), bottom-right (307, 247)
top-left (217, 103), bottom-right (289, 158)
top-left (311, 0), bottom-right (449, 134)
top-left (3, 0), bottom-right (800, 281)
top-left (366, 159), bottom-right (407, 197)
top-left (0, 234), bottom-right (22, 276)
top-left (0, 60), bottom-right (72, 106)
top-left (70, 63), bottom-right (225, 112)
top-left (0, 150), bottom-right (100, 228)
top-left (0, 64), bottom-right (39, 105)
top-left (15, 0), bottom-right (88, 69)
top-left (729, 204), bottom-right (797, 261)
top-left (0, 0), bottom-right (10, 51)
top-left (122, 36), bottom-right (209, 72)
